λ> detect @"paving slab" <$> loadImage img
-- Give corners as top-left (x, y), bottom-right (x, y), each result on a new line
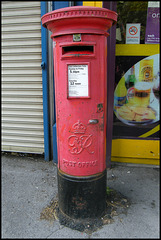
top-left (1, 153), bottom-right (160, 239)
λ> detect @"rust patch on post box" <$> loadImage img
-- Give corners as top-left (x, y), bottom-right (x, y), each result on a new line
top-left (97, 103), bottom-right (103, 113)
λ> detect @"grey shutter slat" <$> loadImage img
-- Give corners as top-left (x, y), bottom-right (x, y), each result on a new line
top-left (2, 1), bottom-right (44, 154)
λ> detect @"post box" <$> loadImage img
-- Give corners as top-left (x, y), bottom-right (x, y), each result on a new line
top-left (42, 6), bottom-right (117, 219)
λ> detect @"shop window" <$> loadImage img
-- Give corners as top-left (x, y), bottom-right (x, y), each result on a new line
top-left (116, 1), bottom-right (148, 44)
top-left (113, 1), bottom-right (160, 140)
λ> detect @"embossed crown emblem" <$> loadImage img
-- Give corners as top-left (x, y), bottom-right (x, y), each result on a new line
top-left (71, 120), bottom-right (86, 134)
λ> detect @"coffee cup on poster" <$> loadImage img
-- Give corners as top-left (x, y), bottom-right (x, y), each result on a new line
top-left (132, 82), bottom-right (152, 107)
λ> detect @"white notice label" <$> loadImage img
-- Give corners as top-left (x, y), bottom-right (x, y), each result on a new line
top-left (126, 23), bottom-right (141, 44)
top-left (68, 65), bottom-right (88, 97)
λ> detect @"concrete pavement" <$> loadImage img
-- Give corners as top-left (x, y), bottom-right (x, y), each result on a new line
top-left (1, 152), bottom-right (160, 238)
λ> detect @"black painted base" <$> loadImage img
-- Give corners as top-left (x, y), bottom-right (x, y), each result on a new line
top-left (57, 169), bottom-right (107, 219)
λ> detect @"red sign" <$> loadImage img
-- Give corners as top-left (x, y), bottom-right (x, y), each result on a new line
top-left (129, 26), bottom-right (138, 35)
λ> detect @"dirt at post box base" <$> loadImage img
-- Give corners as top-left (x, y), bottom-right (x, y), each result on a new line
top-left (40, 188), bottom-right (130, 234)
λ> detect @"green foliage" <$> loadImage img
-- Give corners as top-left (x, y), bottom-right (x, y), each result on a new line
top-left (106, 186), bottom-right (113, 196)
top-left (116, 1), bottom-right (148, 43)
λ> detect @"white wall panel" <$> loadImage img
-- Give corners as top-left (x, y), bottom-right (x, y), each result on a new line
top-left (1, 1), bottom-right (44, 153)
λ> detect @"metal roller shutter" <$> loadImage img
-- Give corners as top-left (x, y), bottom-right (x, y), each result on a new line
top-left (1, 1), bottom-right (44, 153)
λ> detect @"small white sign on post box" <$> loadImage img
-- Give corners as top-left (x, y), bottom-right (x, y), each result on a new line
top-left (126, 23), bottom-right (141, 44)
top-left (68, 64), bottom-right (88, 97)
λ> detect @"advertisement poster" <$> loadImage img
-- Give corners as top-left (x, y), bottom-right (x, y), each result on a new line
top-left (126, 23), bottom-right (141, 44)
top-left (113, 54), bottom-right (160, 138)
top-left (145, 1), bottom-right (160, 44)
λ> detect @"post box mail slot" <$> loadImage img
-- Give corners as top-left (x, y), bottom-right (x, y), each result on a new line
top-left (62, 45), bottom-right (94, 55)
top-left (60, 42), bottom-right (96, 59)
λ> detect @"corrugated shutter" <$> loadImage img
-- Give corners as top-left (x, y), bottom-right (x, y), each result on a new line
top-left (1, 1), bottom-right (44, 153)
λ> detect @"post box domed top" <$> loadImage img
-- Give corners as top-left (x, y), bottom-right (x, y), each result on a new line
top-left (41, 6), bottom-right (117, 37)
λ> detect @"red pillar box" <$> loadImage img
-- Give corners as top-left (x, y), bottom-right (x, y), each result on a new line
top-left (42, 6), bottom-right (117, 219)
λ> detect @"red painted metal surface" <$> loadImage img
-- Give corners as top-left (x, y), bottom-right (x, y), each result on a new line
top-left (42, 6), bottom-right (117, 176)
